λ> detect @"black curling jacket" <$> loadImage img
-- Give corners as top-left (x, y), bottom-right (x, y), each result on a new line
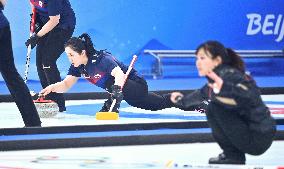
top-left (181, 64), bottom-right (276, 134)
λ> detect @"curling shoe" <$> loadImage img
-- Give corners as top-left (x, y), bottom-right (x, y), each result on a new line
top-left (209, 153), bottom-right (245, 165)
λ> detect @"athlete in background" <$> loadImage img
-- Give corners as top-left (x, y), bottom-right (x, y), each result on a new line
top-left (25, 0), bottom-right (76, 112)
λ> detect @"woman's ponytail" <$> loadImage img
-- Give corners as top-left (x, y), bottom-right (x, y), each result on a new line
top-left (226, 48), bottom-right (245, 73)
top-left (78, 33), bottom-right (97, 56)
top-left (65, 33), bottom-right (105, 61)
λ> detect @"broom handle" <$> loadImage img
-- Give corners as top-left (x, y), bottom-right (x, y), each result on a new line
top-left (109, 55), bottom-right (138, 112)
top-left (24, 7), bottom-right (36, 83)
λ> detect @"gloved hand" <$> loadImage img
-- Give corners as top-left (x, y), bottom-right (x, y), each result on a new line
top-left (25, 33), bottom-right (40, 49)
top-left (109, 85), bottom-right (123, 113)
top-left (99, 98), bottom-right (112, 112)
top-left (111, 85), bottom-right (123, 100)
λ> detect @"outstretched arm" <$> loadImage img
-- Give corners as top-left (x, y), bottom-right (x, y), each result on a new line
top-left (171, 88), bottom-right (209, 113)
top-left (40, 75), bottom-right (78, 96)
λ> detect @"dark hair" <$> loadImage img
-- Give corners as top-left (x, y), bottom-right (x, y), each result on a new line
top-left (195, 41), bottom-right (245, 73)
top-left (64, 33), bottom-right (97, 57)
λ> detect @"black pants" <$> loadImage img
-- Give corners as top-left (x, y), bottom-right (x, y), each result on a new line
top-left (36, 27), bottom-right (74, 110)
top-left (206, 104), bottom-right (275, 161)
top-left (122, 76), bottom-right (175, 110)
top-left (0, 26), bottom-right (41, 127)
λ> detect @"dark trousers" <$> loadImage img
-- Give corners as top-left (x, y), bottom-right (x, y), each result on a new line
top-left (36, 28), bottom-right (74, 110)
top-left (206, 104), bottom-right (275, 161)
top-left (0, 26), bottom-right (41, 127)
top-left (122, 76), bottom-right (175, 110)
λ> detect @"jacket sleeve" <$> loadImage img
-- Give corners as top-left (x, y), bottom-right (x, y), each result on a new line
top-left (179, 85), bottom-right (210, 111)
top-left (212, 71), bottom-right (261, 109)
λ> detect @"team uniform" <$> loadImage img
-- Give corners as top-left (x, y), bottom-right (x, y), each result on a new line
top-left (68, 52), bottom-right (176, 111)
top-left (0, 3), bottom-right (41, 127)
top-left (179, 64), bottom-right (276, 164)
top-left (29, 0), bottom-right (76, 111)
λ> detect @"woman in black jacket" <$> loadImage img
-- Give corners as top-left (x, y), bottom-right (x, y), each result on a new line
top-left (171, 41), bottom-right (276, 164)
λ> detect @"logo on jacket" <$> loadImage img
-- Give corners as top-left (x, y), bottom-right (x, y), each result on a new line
top-left (94, 74), bottom-right (102, 79)
top-left (39, 1), bottom-right (43, 7)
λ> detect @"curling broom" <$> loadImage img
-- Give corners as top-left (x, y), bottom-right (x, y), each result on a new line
top-left (24, 7), bottom-right (36, 84)
top-left (24, 7), bottom-right (38, 97)
top-left (95, 55), bottom-right (138, 120)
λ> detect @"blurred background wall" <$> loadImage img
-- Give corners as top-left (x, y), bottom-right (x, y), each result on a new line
top-left (1, 0), bottom-right (284, 81)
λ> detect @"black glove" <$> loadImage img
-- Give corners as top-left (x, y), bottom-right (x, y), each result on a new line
top-left (109, 85), bottom-right (123, 113)
top-left (99, 98), bottom-right (112, 112)
top-left (25, 33), bottom-right (40, 49)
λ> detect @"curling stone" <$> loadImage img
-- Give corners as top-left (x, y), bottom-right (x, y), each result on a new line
top-left (34, 97), bottom-right (59, 118)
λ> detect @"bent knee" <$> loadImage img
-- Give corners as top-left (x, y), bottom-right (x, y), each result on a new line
top-left (246, 146), bottom-right (270, 156)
